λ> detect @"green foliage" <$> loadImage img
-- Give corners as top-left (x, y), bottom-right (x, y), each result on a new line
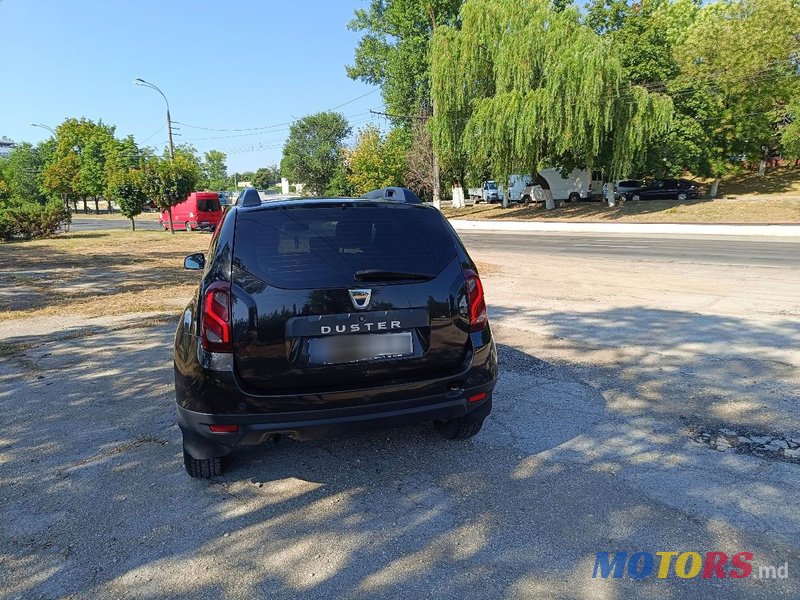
top-left (781, 98), bottom-right (800, 159)
top-left (0, 199), bottom-right (71, 241)
top-left (281, 112), bottom-right (351, 195)
top-left (107, 169), bottom-right (147, 229)
top-left (141, 155), bottom-right (201, 233)
top-left (252, 165), bottom-right (280, 189)
top-left (675, 0), bottom-right (800, 177)
top-left (2, 142), bottom-right (48, 203)
top-left (325, 155), bottom-right (354, 197)
top-left (347, 125), bottom-right (410, 194)
top-left (202, 150), bottom-right (228, 190)
top-left (347, 0), bottom-right (462, 117)
top-left (431, 0), bottom-right (673, 181)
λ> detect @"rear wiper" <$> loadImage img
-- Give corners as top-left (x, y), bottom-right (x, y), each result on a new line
top-left (353, 269), bottom-right (433, 282)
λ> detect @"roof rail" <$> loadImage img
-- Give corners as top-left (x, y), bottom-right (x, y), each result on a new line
top-left (236, 187), bottom-right (261, 208)
top-left (361, 186), bottom-right (422, 204)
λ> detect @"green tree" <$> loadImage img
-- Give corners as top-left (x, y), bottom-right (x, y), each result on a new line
top-left (252, 165), bottom-right (280, 189)
top-left (43, 152), bottom-right (81, 211)
top-left (676, 0), bottom-right (800, 194)
top-left (202, 150), bottom-right (228, 190)
top-left (2, 142), bottom-right (48, 204)
top-left (281, 112), bottom-right (352, 195)
top-left (585, 0), bottom-right (700, 178)
top-left (347, 0), bottom-right (463, 117)
top-left (347, 125), bottom-right (409, 194)
top-left (141, 155), bottom-right (200, 234)
top-left (104, 135), bottom-right (143, 213)
top-left (326, 153), bottom-right (354, 196)
top-left (52, 118), bottom-right (116, 213)
top-left (430, 0), bottom-right (673, 192)
top-left (107, 168), bottom-right (147, 230)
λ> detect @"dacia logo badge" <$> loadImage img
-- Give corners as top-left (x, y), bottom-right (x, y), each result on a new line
top-left (348, 289), bottom-right (371, 310)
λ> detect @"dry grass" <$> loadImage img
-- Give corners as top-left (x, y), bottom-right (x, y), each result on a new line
top-left (698, 166), bottom-right (800, 198)
top-left (442, 197), bottom-right (800, 223)
top-left (0, 230), bottom-right (208, 321)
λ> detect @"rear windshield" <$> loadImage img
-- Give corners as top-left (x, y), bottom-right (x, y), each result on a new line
top-left (619, 180), bottom-right (642, 187)
top-left (233, 205), bottom-right (457, 289)
top-left (197, 198), bottom-right (221, 212)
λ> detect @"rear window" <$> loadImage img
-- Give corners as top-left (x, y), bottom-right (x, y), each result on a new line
top-left (619, 180), bottom-right (642, 188)
top-left (197, 198), bottom-right (221, 212)
top-left (233, 205), bottom-right (457, 289)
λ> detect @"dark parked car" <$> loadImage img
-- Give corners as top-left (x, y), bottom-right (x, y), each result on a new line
top-left (621, 179), bottom-right (699, 201)
top-left (174, 187), bottom-right (498, 478)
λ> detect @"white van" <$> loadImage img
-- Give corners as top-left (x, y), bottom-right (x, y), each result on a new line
top-left (508, 169), bottom-right (604, 202)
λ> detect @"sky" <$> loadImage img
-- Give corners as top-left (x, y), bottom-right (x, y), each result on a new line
top-left (0, 0), bottom-right (382, 173)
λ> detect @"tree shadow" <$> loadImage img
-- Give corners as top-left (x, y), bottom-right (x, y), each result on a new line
top-left (1, 321), bottom-right (798, 598)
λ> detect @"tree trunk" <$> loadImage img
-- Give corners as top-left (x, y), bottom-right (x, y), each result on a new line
top-left (130, 218), bottom-right (136, 232)
top-left (72, 198), bottom-right (77, 211)
top-left (710, 176), bottom-right (721, 198)
top-left (107, 199), bottom-right (113, 214)
top-left (451, 183), bottom-right (465, 208)
top-left (606, 184), bottom-right (616, 207)
top-left (94, 197), bottom-right (99, 214)
top-left (758, 159), bottom-right (766, 177)
top-left (432, 152), bottom-right (441, 210)
top-left (168, 206), bottom-right (175, 234)
top-left (83, 198), bottom-right (89, 213)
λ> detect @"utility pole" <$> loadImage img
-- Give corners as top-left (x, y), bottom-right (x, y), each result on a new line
top-left (134, 78), bottom-right (174, 161)
top-left (166, 107), bottom-right (175, 161)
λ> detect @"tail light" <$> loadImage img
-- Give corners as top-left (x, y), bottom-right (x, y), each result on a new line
top-left (201, 281), bottom-right (232, 352)
top-left (464, 270), bottom-right (488, 331)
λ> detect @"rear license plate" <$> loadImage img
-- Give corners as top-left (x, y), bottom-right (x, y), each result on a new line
top-left (308, 332), bottom-right (413, 365)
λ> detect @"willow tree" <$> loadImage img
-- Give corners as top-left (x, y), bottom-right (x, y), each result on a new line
top-left (430, 0), bottom-right (673, 202)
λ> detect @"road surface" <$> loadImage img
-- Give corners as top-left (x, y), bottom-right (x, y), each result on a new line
top-left (70, 216), bottom-right (800, 268)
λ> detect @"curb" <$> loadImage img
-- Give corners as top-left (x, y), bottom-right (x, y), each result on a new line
top-left (449, 220), bottom-right (800, 238)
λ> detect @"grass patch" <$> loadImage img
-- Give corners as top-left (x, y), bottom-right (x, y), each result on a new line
top-left (0, 230), bottom-right (208, 321)
top-left (442, 197), bottom-right (800, 223)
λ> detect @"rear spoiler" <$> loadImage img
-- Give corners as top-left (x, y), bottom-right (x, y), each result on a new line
top-left (361, 187), bottom-right (422, 204)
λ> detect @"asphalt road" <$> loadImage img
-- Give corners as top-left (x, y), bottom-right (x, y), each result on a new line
top-left (69, 216), bottom-right (162, 231)
top-left (459, 231), bottom-right (800, 268)
top-left (70, 216), bottom-right (800, 268)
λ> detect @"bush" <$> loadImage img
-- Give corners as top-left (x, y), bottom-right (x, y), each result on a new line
top-left (0, 200), bottom-right (71, 241)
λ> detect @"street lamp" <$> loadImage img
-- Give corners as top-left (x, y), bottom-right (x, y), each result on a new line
top-left (133, 78), bottom-right (175, 160)
top-left (30, 123), bottom-right (56, 136)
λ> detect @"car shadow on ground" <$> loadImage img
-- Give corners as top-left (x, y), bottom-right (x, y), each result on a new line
top-left (1, 321), bottom-right (798, 598)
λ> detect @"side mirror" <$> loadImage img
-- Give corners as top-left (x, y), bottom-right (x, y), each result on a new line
top-left (184, 253), bottom-right (205, 270)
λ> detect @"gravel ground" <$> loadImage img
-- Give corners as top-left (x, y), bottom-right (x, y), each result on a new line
top-left (2, 240), bottom-right (800, 599)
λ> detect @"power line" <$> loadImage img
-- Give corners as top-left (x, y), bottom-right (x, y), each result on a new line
top-left (174, 89), bottom-right (380, 133)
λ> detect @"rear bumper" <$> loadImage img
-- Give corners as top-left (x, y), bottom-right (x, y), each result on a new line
top-left (178, 388), bottom-right (493, 459)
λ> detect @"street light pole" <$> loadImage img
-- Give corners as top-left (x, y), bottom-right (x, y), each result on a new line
top-left (30, 123), bottom-right (57, 136)
top-left (133, 78), bottom-right (174, 161)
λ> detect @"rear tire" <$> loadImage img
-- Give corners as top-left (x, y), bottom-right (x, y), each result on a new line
top-left (183, 449), bottom-right (224, 478)
top-left (185, 222), bottom-right (193, 232)
top-left (522, 195), bottom-right (531, 204)
top-left (568, 192), bottom-right (581, 203)
top-left (434, 417), bottom-right (484, 440)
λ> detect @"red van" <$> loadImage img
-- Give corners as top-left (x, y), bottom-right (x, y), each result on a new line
top-left (160, 192), bottom-right (223, 232)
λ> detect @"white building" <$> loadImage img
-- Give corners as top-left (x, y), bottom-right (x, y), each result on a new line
top-left (0, 137), bottom-right (16, 159)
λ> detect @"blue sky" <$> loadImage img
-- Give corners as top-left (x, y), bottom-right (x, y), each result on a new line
top-left (0, 0), bottom-right (382, 173)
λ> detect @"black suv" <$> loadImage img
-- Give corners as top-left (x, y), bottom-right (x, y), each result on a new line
top-left (174, 187), bottom-right (498, 478)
